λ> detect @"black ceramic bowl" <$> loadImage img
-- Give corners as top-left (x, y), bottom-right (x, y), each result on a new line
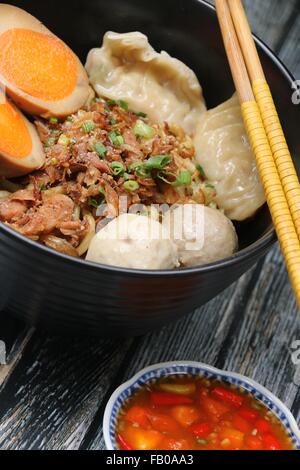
top-left (0, 0), bottom-right (298, 336)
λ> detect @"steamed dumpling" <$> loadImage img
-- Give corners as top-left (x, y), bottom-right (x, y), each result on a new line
top-left (85, 31), bottom-right (206, 134)
top-left (163, 204), bottom-right (238, 267)
top-left (193, 95), bottom-right (266, 221)
top-left (86, 214), bottom-right (178, 270)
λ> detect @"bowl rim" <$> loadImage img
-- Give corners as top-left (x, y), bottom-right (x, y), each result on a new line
top-left (1, 0), bottom-right (297, 277)
top-left (103, 360), bottom-right (300, 450)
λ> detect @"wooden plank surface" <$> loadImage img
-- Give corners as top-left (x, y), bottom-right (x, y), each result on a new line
top-left (228, 0), bottom-right (299, 52)
top-left (0, 332), bottom-right (134, 449)
top-left (0, 0), bottom-right (300, 451)
top-left (279, 13), bottom-right (300, 79)
top-left (0, 316), bottom-right (34, 388)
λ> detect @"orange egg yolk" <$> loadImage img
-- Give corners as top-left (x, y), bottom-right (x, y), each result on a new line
top-left (0, 28), bottom-right (78, 102)
top-left (0, 95), bottom-right (32, 158)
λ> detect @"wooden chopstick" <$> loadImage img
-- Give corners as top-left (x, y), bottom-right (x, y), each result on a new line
top-left (228, 0), bottom-right (300, 242)
top-left (215, 0), bottom-right (300, 307)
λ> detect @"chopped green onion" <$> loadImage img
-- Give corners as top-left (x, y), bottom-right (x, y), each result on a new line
top-left (94, 142), bottom-right (107, 157)
top-left (67, 116), bottom-right (74, 122)
top-left (157, 170), bottom-right (192, 187)
top-left (49, 117), bottom-right (58, 124)
top-left (123, 180), bottom-right (140, 192)
top-left (110, 116), bottom-right (117, 125)
top-left (111, 161), bottom-right (125, 176)
top-left (88, 198), bottom-right (100, 208)
top-left (129, 162), bottom-right (151, 178)
top-left (107, 99), bottom-right (117, 107)
top-left (129, 162), bottom-right (142, 172)
top-left (157, 171), bottom-right (176, 184)
top-left (134, 111), bottom-right (147, 118)
top-left (123, 172), bottom-right (130, 181)
top-left (119, 100), bottom-right (129, 111)
top-left (109, 131), bottom-right (124, 146)
top-left (129, 155), bottom-right (171, 177)
top-left (99, 186), bottom-right (106, 196)
top-left (205, 183), bottom-right (215, 189)
top-left (50, 129), bottom-right (59, 135)
top-left (115, 136), bottom-right (124, 146)
top-left (44, 137), bottom-right (56, 147)
top-left (172, 170), bottom-right (192, 187)
top-left (144, 155), bottom-right (171, 170)
top-left (196, 163), bottom-right (206, 178)
top-left (39, 183), bottom-right (47, 191)
top-left (58, 134), bottom-right (70, 146)
top-left (107, 99), bottom-right (129, 111)
top-left (134, 120), bottom-right (155, 139)
top-left (50, 158), bottom-right (58, 166)
top-left (137, 168), bottom-right (150, 178)
top-left (81, 120), bottom-right (95, 133)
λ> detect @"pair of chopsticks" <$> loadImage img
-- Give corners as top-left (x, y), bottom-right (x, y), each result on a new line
top-left (215, 0), bottom-right (300, 307)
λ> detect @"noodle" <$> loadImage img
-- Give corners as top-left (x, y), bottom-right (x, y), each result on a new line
top-left (73, 205), bottom-right (81, 221)
top-left (42, 235), bottom-right (79, 257)
top-left (77, 211), bottom-right (96, 256)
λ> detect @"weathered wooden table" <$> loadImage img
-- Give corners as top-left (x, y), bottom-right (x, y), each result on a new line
top-left (0, 0), bottom-right (300, 450)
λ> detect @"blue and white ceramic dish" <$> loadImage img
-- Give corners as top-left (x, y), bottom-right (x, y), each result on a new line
top-left (103, 361), bottom-right (300, 450)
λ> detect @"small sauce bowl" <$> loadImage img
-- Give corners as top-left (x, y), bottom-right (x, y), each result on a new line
top-left (103, 361), bottom-right (300, 450)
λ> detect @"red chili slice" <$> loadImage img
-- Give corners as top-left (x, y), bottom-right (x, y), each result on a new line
top-left (263, 434), bottom-right (283, 450)
top-left (238, 406), bottom-right (260, 422)
top-left (190, 422), bottom-right (213, 438)
top-left (211, 386), bottom-right (244, 408)
top-left (255, 418), bottom-right (272, 435)
top-left (117, 433), bottom-right (133, 451)
top-left (150, 392), bottom-right (193, 406)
